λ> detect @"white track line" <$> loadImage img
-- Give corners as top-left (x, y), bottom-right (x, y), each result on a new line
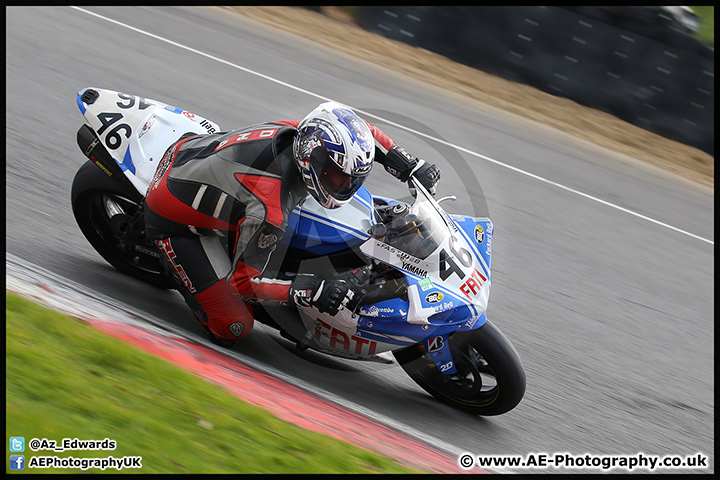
top-left (70, 5), bottom-right (712, 246)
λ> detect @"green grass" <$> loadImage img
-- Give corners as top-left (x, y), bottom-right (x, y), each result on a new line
top-left (689, 6), bottom-right (714, 47)
top-left (6, 292), bottom-right (420, 474)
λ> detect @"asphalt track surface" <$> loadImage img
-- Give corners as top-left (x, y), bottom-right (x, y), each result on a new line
top-left (6, 6), bottom-right (714, 474)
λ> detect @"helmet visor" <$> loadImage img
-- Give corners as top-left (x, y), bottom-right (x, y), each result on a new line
top-left (310, 147), bottom-right (368, 201)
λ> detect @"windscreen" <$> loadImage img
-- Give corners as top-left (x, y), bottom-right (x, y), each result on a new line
top-left (368, 186), bottom-right (450, 260)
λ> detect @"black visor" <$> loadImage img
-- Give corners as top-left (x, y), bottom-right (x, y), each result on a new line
top-left (309, 147), bottom-right (368, 201)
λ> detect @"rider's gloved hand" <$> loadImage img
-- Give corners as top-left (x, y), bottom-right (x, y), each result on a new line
top-left (409, 159), bottom-right (441, 195)
top-left (382, 146), bottom-right (441, 195)
top-left (289, 274), bottom-right (355, 316)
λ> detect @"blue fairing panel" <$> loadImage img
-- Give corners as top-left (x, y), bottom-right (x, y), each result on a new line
top-left (282, 187), bottom-right (375, 255)
top-left (76, 93), bottom-right (87, 115)
top-left (450, 214), bottom-right (493, 274)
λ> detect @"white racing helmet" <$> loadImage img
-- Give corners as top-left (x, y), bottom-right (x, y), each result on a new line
top-left (293, 102), bottom-right (375, 209)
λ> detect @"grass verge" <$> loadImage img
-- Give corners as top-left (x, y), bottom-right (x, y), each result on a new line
top-left (5, 292), bottom-right (419, 474)
top-left (690, 6), bottom-right (714, 47)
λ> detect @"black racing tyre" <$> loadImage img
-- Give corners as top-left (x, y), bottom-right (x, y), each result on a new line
top-left (394, 320), bottom-right (526, 416)
top-left (71, 160), bottom-right (174, 289)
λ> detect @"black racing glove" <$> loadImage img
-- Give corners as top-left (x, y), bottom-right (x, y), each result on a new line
top-left (289, 274), bottom-right (355, 316)
top-left (409, 159), bottom-right (441, 195)
top-left (382, 146), bottom-right (441, 195)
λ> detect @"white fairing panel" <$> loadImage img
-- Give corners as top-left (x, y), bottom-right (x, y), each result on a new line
top-left (296, 305), bottom-right (400, 360)
top-left (77, 88), bottom-right (221, 196)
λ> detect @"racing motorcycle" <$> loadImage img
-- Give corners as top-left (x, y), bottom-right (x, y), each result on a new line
top-left (71, 87), bottom-right (526, 415)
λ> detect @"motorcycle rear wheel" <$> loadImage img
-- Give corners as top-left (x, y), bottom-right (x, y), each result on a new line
top-left (71, 160), bottom-right (174, 289)
top-left (394, 320), bottom-right (526, 415)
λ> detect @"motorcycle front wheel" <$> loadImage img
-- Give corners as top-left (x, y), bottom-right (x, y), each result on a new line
top-left (394, 320), bottom-right (526, 416)
top-left (71, 160), bottom-right (174, 289)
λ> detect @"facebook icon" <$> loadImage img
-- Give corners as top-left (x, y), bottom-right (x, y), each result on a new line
top-left (10, 455), bottom-right (25, 470)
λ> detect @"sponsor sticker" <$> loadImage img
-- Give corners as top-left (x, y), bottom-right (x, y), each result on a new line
top-left (460, 268), bottom-right (488, 301)
top-left (138, 115), bottom-right (155, 139)
top-left (474, 225), bottom-right (484, 244)
top-left (428, 336), bottom-right (445, 352)
top-left (425, 291), bottom-right (444, 304)
top-left (418, 277), bottom-right (434, 291)
top-left (402, 262), bottom-right (428, 277)
top-left (360, 305), bottom-right (396, 317)
top-left (314, 318), bottom-right (378, 356)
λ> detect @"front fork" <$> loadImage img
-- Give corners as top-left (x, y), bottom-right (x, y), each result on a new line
top-left (423, 312), bottom-right (487, 375)
top-left (424, 333), bottom-right (458, 375)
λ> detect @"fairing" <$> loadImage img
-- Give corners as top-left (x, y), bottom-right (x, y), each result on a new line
top-left (76, 87), bottom-right (220, 195)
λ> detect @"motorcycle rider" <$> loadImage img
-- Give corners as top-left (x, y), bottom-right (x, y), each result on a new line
top-left (144, 101), bottom-right (440, 346)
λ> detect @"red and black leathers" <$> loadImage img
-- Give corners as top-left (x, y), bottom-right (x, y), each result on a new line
top-left (144, 119), bottom-right (402, 342)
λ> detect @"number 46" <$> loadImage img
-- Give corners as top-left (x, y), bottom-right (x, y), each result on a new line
top-left (439, 236), bottom-right (472, 281)
top-left (96, 112), bottom-right (131, 150)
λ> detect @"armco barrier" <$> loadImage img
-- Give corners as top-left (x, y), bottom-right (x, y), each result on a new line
top-left (354, 6), bottom-right (713, 156)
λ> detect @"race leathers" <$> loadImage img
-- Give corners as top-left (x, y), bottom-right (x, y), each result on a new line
top-left (144, 120), bottom-right (400, 341)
